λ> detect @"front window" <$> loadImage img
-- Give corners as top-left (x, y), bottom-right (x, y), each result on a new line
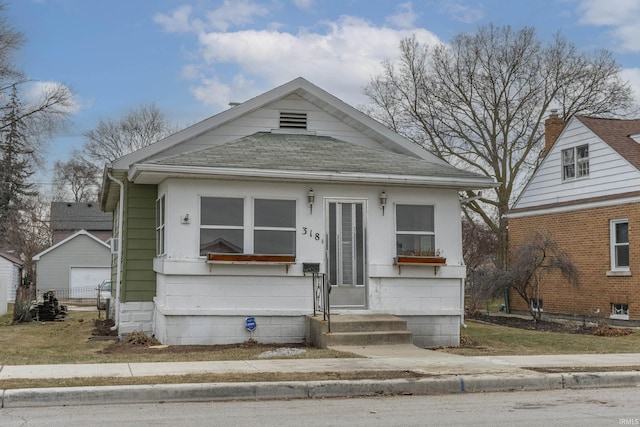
top-left (611, 303), bottom-right (629, 320)
top-left (254, 199), bottom-right (296, 255)
top-left (199, 197), bottom-right (296, 256)
top-left (611, 219), bottom-right (629, 270)
top-left (562, 145), bottom-right (589, 180)
top-left (396, 204), bottom-right (435, 256)
top-left (200, 197), bottom-right (244, 255)
top-left (155, 195), bottom-right (166, 256)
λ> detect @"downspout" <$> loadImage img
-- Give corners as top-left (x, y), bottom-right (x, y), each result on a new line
top-left (107, 172), bottom-right (124, 330)
top-left (460, 277), bottom-right (467, 329)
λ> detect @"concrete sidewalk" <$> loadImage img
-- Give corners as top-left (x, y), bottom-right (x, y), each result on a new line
top-left (1, 345), bottom-right (639, 408)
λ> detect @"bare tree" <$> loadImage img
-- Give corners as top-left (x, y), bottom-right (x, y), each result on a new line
top-left (365, 25), bottom-right (637, 269)
top-left (52, 152), bottom-right (101, 202)
top-left (462, 217), bottom-right (500, 312)
top-left (479, 231), bottom-right (579, 321)
top-left (81, 103), bottom-right (177, 166)
top-left (0, 1), bottom-right (74, 253)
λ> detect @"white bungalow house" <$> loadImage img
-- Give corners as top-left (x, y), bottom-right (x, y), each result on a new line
top-left (101, 77), bottom-right (496, 347)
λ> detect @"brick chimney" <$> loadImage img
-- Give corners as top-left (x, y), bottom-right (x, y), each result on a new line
top-left (543, 110), bottom-right (564, 156)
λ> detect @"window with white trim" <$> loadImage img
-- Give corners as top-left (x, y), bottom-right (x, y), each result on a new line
top-left (155, 195), bottom-right (166, 256)
top-left (610, 303), bottom-right (629, 320)
top-left (254, 199), bottom-right (296, 255)
top-left (200, 197), bottom-right (244, 255)
top-left (395, 204), bottom-right (435, 256)
top-left (562, 144), bottom-right (589, 180)
top-left (199, 197), bottom-right (296, 256)
top-left (610, 219), bottom-right (629, 271)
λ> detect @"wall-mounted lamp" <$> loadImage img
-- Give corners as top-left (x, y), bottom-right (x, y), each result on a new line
top-left (379, 190), bottom-right (387, 215)
top-left (181, 213), bottom-right (190, 224)
top-left (307, 188), bottom-right (315, 214)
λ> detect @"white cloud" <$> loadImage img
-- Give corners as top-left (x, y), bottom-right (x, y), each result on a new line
top-left (23, 81), bottom-right (82, 115)
top-left (155, 1), bottom-right (269, 33)
top-left (205, 0), bottom-right (269, 31)
top-left (154, 5), bottom-right (200, 33)
top-left (385, 2), bottom-right (419, 29)
top-left (292, 0), bottom-right (314, 10)
top-left (577, 0), bottom-right (640, 52)
top-left (439, 0), bottom-right (483, 24)
top-left (180, 15), bottom-right (439, 109)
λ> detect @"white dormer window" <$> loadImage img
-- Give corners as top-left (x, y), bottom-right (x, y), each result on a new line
top-left (562, 144), bottom-right (589, 180)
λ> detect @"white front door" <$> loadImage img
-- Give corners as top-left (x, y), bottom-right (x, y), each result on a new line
top-left (326, 200), bottom-right (367, 308)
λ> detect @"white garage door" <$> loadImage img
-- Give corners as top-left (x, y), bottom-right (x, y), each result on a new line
top-left (70, 267), bottom-right (111, 291)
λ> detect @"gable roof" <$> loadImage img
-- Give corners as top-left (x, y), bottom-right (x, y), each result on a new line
top-left (0, 251), bottom-right (23, 266)
top-left (50, 202), bottom-right (112, 231)
top-left (130, 132), bottom-right (491, 188)
top-left (509, 115), bottom-right (640, 216)
top-left (109, 78), bottom-right (443, 172)
top-left (103, 77), bottom-right (498, 210)
top-left (576, 116), bottom-right (640, 171)
top-left (33, 230), bottom-right (110, 261)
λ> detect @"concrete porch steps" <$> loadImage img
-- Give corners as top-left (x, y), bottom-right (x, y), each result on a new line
top-left (306, 314), bottom-right (413, 348)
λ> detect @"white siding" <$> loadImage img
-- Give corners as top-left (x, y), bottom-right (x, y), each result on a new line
top-left (152, 179), bottom-right (465, 345)
top-left (35, 234), bottom-right (111, 294)
top-left (0, 257), bottom-right (21, 310)
top-left (150, 94), bottom-right (393, 160)
top-left (514, 118), bottom-right (640, 210)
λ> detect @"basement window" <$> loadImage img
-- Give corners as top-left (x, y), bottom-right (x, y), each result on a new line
top-left (531, 299), bottom-right (543, 312)
top-left (610, 303), bottom-right (629, 320)
top-left (279, 112), bottom-right (307, 130)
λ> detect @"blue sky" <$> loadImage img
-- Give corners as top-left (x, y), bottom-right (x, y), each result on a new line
top-left (8, 0), bottom-right (640, 186)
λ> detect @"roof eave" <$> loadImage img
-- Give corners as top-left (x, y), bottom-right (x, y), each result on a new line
top-left (129, 163), bottom-right (497, 191)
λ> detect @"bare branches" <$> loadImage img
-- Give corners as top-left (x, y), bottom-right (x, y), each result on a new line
top-left (81, 103), bottom-right (177, 166)
top-left (480, 231), bottom-right (579, 321)
top-left (366, 24), bottom-right (637, 269)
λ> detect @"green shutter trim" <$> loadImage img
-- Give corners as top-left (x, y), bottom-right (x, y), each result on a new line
top-left (120, 180), bottom-right (157, 302)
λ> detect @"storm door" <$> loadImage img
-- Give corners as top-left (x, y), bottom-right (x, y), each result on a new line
top-left (327, 201), bottom-right (367, 308)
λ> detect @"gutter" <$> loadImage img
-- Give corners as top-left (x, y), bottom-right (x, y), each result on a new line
top-left (106, 171), bottom-right (124, 330)
top-left (128, 164), bottom-right (499, 191)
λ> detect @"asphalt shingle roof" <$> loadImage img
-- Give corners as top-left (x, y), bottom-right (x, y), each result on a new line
top-left (146, 132), bottom-right (484, 180)
top-left (50, 202), bottom-right (113, 231)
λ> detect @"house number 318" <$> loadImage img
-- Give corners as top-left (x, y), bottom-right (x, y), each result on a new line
top-left (302, 227), bottom-right (320, 241)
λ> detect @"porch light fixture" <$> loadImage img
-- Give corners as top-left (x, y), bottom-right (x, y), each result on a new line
top-left (379, 190), bottom-right (387, 215)
top-left (307, 188), bottom-right (315, 214)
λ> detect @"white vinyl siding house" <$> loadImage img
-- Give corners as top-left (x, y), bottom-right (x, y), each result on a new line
top-left (514, 118), bottom-right (640, 211)
top-left (102, 78), bottom-right (496, 346)
top-left (0, 252), bottom-right (22, 314)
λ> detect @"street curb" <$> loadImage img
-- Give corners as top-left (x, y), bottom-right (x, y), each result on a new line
top-left (2, 372), bottom-right (639, 408)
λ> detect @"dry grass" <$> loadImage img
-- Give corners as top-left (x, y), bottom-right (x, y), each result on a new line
top-left (0, 309), bottom-right (351, 365)
top-left (440, 320), bottom-right (640, 356)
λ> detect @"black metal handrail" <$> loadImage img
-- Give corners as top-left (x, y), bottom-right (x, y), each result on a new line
top-left (310, 271), bottom-right (330, 333)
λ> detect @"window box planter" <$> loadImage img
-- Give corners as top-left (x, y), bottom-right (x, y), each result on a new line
top-left (207, 253), bottom-right (296, 273)
top-left (394, 255), bottom-right (446, 274)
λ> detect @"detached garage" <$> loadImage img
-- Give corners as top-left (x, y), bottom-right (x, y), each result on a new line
top-left (33, 230), bottom-right (111, 300)
top-left (0, 251), bottom-right (23, 315)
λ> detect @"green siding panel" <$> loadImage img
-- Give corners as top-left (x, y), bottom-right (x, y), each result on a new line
top-left (121, 180), bottom-right (157, 303)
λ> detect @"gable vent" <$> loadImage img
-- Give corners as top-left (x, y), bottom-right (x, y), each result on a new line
top-left (279, 112), bottom-right (307, 129)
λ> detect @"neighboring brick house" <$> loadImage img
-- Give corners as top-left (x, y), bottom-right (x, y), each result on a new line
top-left (50, 202), bottom-right (113, 243)
top-left (507, 114), bottom-right (640, 321)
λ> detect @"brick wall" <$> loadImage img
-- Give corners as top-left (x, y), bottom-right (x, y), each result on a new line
top-left (508, 202), bottom-right (640, 319)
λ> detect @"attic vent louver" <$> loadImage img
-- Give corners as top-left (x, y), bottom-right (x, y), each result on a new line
top-left (280, 112), bottom-right (307, 129)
